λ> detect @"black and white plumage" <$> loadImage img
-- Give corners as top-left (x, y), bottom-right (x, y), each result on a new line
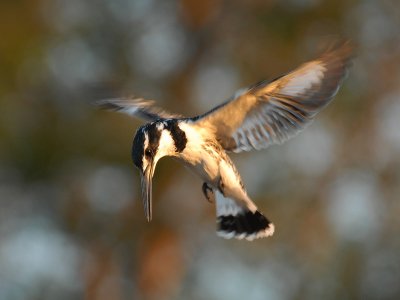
top-left (97, 42), bottom-right (353, 241)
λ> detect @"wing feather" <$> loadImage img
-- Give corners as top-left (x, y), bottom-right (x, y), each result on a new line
top-left (194, 42), bottom-right (353, 152)
top-left (96, 97), bottom-right (182, 122)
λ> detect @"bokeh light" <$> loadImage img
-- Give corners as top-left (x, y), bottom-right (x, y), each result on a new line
top-left (0, 0), bottom-right (399, 299)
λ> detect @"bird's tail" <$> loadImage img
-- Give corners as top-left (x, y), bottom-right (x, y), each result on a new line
top-left (215, 191), bottom-right (274, 241)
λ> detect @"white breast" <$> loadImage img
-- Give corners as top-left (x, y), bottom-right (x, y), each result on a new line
top-left (177, 122), bottom-right (220, 183)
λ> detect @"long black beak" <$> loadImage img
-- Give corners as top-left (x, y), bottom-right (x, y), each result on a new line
top-left (141, 158), bottom-right (155, 222)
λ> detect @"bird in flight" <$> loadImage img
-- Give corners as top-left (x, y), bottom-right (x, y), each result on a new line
top-left (97, 42), bottom-right (352, 241)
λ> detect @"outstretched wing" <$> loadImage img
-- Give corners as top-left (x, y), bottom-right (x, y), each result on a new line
top-left (96, 98), bottom-right (182, 122)
top-left (194, 42), bottom-right (353, 153)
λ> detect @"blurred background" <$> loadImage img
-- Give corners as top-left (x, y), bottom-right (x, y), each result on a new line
top-left (0, 0), bottom-right (399, 299)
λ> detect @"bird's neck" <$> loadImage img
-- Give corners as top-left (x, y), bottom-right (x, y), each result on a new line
top-left (157, 129), bottom-right (177, 158)
top-left (157, 120), bottom-right (188, 157)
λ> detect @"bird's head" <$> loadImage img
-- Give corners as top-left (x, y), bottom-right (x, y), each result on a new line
top-left (132, 121), bottom-right (185, 221)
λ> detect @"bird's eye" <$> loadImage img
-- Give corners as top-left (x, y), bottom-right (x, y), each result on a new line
top-left (145, 149), bottom-right (152, 157)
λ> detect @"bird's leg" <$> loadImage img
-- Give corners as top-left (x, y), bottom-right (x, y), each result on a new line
top-left (202, 182), bottom-right (214, 203)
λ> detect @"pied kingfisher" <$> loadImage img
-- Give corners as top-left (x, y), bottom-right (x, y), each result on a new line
top-left (98, 42), bottom-right (352, 241)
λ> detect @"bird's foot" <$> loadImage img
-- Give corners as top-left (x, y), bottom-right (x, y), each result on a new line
top-left (218, 177), bottom-right (225, 196)
top-left (202, 182), bottom-right (214, 203)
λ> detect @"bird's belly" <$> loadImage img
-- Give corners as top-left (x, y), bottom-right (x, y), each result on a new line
top-left (179, 148), bottom-right (220, 184)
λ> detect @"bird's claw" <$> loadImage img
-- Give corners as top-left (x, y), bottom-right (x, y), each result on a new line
top-left (218, 177), bottom-right (225, 196)
top-left (202, 182), bottom-right (214, 203)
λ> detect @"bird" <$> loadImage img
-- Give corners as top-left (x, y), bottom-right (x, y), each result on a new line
top-left (97, 42), bottom-right (353, 241)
